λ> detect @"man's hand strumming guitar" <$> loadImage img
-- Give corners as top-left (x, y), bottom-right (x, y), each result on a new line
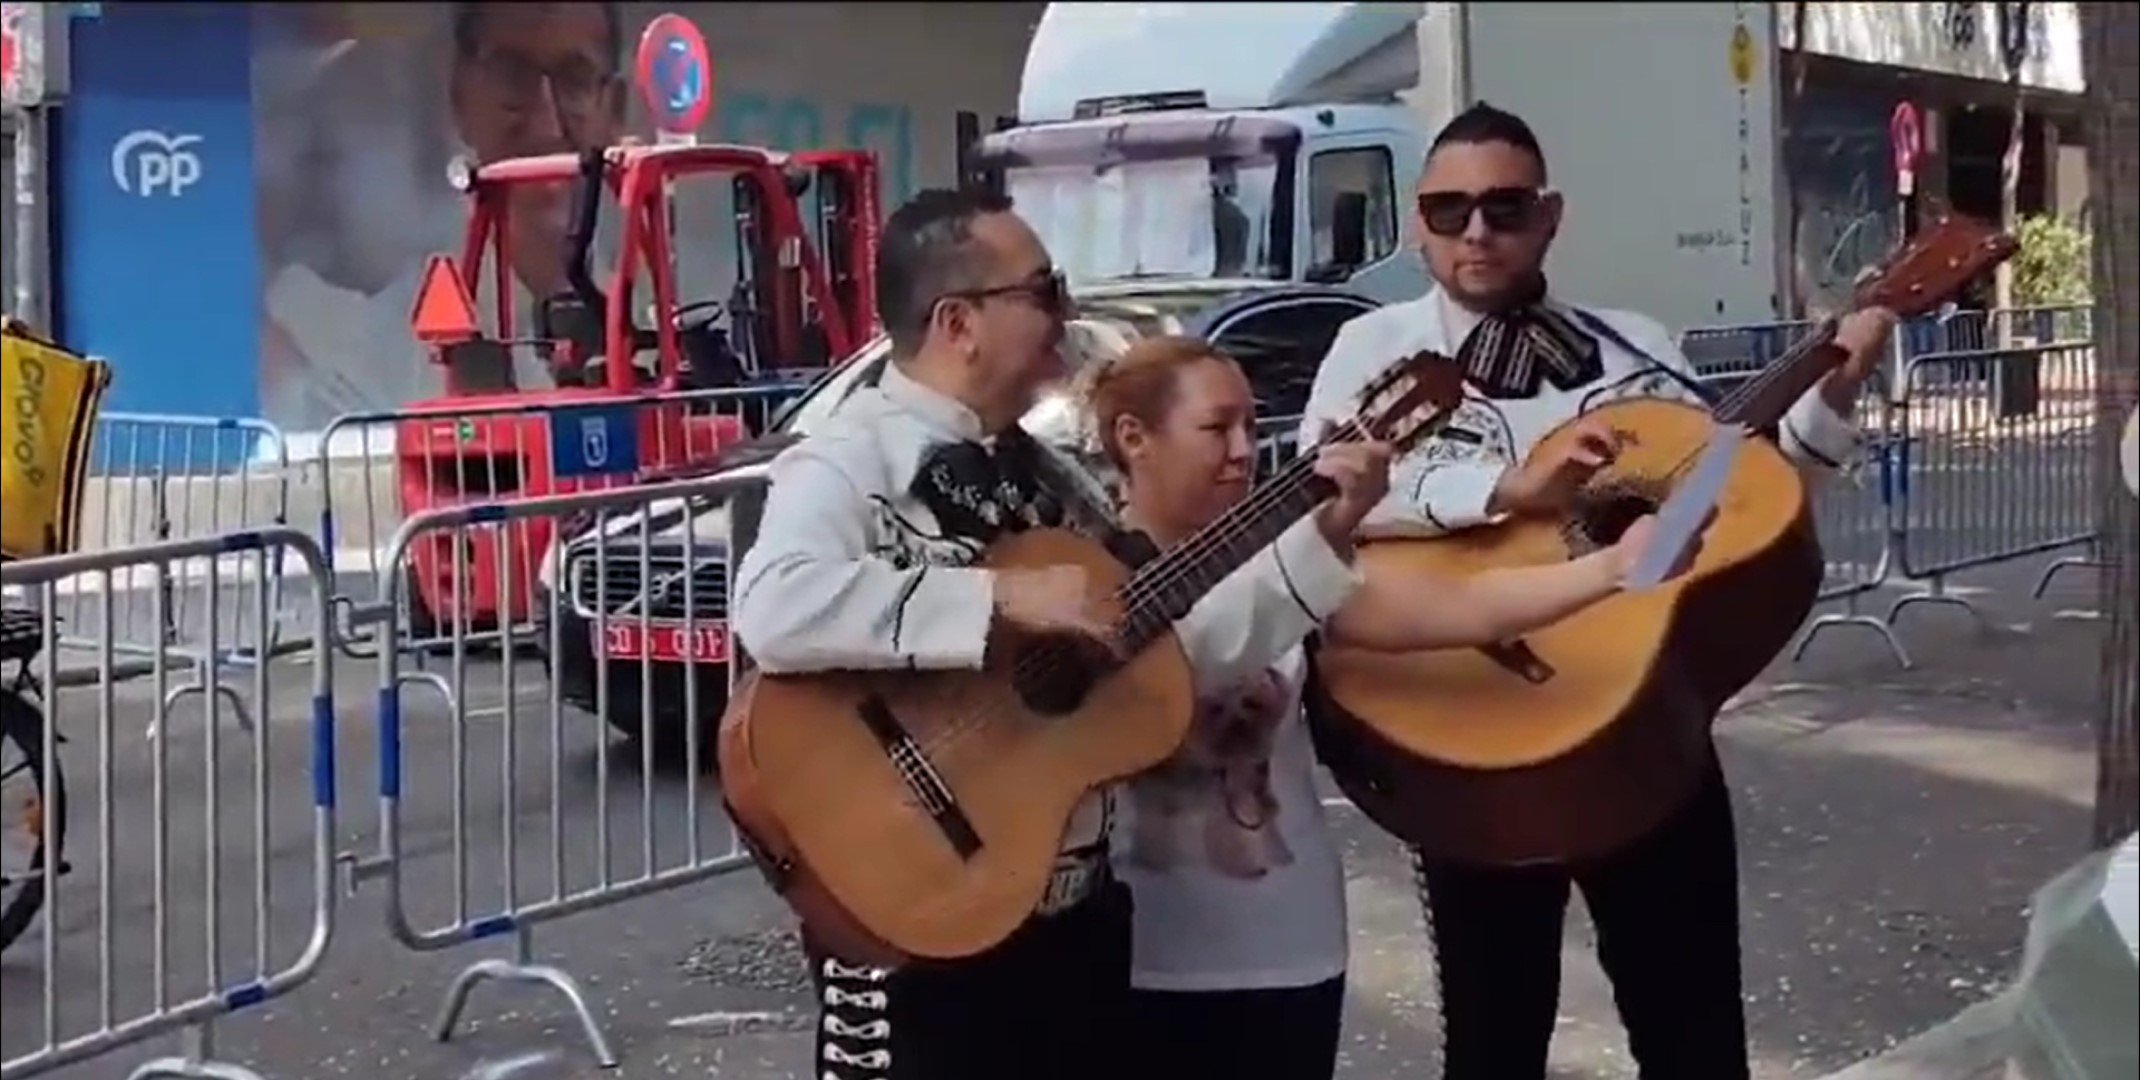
top-left (1485, 416), bottom-right (1625, 519)
top-left (994, 566), bottom-right (1116, 645)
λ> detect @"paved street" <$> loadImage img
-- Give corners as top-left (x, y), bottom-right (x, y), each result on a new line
top-left (0, 548), bottom-right (2108, 1080)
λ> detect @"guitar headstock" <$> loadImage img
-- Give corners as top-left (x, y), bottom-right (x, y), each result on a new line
top-left (1352, 350), bottom-right (1468, 453)
top-left (1852, 212), bottom-right (2021, 318)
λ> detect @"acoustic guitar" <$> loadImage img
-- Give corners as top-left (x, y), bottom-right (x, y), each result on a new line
top-left (1308, 213), bottom-right (2019, 867)
top-left (719, 351), bottom-right (1468, 966)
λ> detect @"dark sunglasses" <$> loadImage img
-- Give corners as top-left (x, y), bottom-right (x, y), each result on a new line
top-left (1417, 187), bottom-right (1553, 238)
top-left (939, 269), bottom-right (1073, 320)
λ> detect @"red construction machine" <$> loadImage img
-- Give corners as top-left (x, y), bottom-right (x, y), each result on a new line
top-left (395, 141), bottom-right (881, 636)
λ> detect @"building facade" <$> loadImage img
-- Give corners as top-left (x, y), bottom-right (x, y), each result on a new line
top-left (5, 2), bottom-right (2096, 434)
top-left (1778, 1), bottom-right (2090, 310)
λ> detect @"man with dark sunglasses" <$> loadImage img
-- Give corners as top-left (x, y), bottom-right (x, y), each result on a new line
top-left (732, 188), bottom-right (1380, 1080)
top-left (1297, 103), bottom-right (1900, 1080)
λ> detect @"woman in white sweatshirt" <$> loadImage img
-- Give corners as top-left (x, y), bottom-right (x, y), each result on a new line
top-left (1090, 335), bottom-right (1688, 1080)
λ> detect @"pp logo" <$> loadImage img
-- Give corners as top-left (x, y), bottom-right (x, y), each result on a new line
top-left (110, 129), bottom-right (203, 197)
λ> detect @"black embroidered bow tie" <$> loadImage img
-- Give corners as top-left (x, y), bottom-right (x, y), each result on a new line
top-left (911, 430), bottom-right (1065, 545)
top-left (1456, 285), bottom-right (1604, 399)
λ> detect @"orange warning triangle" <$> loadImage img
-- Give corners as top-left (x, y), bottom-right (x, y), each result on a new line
top-left (410, 255), bottom-right (481, 344)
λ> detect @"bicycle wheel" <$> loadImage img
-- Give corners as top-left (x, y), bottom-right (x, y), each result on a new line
top-left (0, 689), bottom-right (65, 952)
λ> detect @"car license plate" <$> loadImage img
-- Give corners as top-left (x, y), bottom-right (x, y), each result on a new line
top-left (599, 620), bottom-right (730, 664)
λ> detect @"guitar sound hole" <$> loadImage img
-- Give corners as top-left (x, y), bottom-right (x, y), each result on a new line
top-left (1562, 476), bottom-right (1669, 556)
top-left (1011, 634), bottom-right (1112, 716)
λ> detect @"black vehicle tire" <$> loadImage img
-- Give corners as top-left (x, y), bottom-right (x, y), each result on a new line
top-left (0, 690), bottom-right (66, 954)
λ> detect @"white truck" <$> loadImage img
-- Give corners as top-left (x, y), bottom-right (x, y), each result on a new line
top-left (975, 1), bottom-right (1790, 335)
top-left (541, 2), bottom-right (1807, 759)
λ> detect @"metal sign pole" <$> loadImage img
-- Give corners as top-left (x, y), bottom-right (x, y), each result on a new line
top-left (4, 0), bottom-right (55, 328)
top-left (9, 106), bottom-right (46, 326)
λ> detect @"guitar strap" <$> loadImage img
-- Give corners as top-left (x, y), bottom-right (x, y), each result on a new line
top-left (1565, 307), bottom-right (1720, 410)
top-left (1567, 307), bottom-right (1659, 367)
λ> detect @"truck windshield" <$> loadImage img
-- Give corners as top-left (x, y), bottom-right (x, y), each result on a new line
top-left (1007, 156), bottom-right (1288, 286)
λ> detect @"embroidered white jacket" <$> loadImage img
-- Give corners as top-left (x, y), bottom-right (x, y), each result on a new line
top-left (732, 362), bottom-right (1363, 855)
top-left (1297, 288), bottom-right (1863, 536)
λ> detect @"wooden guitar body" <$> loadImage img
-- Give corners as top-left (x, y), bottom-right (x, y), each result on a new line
top-left (718, 526), bottom-right (1196, 965)
top-left (1307, 397), bottom-right (1824, 866)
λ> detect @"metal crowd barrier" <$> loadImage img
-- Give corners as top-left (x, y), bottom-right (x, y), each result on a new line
top-left (52, 414), bottom-right (296, 676)
top-left (304, 382), bottom-right (817, 661)
top-left (0, 529), bottom-right (338, 1080)
top-left (1678, 309), bottom-right (2103, 668)
top-left (1898, 303), bottom-right (2094, 359)
top-left (1888, 341), bottom-right (2101, 627)
top-left (1678, 323), bottom-right (1912, 664)
top-left (1793, 376), bottom-right (1914, 666)
top-left (335, 474), bottom-right (769, 1068)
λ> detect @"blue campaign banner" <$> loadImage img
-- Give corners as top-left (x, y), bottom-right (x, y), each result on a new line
top-left (58, 2), bottom-right (259, 458)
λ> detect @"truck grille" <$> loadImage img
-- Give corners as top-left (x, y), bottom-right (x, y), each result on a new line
top-left (567, 551), bottom-right (730, 619)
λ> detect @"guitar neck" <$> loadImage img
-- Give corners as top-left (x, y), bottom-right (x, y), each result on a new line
top-left (1716, 316), bottom-right (1845, 431)
top-left (1112, 450), bottom-right (1338, 654)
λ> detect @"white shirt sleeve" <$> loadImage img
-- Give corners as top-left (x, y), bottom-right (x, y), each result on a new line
top-left (1777, 384), bottom-right (1864, 471)
top-left (1378, 452), bottom-right (1508, 535)
top-left (1300, 313), bottom-right (1505, 536)
top-left (1171, 518), bottom-right (1360, 698)
top-left (730, 441), bottom-right (997, 673)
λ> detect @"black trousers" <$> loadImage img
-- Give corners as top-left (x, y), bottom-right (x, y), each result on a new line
top-left (1127, 975), bottom-right (1346, 1080)
top-left (1416, 759), bottom-right (1749, 1080)
top-left (807, 880), bottom-right (1133, 1080)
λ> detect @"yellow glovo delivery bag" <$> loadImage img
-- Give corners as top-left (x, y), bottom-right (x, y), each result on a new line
top-left (2, 315), bottom-right (114, 561)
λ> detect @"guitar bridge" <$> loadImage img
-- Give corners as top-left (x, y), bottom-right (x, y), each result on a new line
top-left (855, 694), bottom-right (983, 860)
top-left (1477, 640), bottom-right (1555, 685)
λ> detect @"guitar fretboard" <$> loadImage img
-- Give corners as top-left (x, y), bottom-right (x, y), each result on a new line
top-left (1110, 443), bottom-right (1343, 653)
top-left (1715, 318), bottom-right (1841, 431)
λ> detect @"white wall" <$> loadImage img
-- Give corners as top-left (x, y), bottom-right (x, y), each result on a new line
top-left (1448, 3), bottom-right (1788, 330)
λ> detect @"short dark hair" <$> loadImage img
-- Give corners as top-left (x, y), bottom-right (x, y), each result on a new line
top-left (1428, 102), bottom-right (1548, 180)
top-left (875, 188), bottom-right (1018, 356)
top-left (453, 2), bottom-right (622, 75)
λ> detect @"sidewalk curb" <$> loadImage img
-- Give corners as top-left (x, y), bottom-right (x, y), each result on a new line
top-left (1819, 991), bottom-right (2016, 1080)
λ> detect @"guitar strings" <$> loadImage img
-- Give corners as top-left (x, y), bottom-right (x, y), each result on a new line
top-left (818, 334), bottom-right (1833, 869)
top-left (1651, 317), bottom-right (1840, 488)
top-left (909, 330), bottom-right (1841, 768)
top-left (899, 340), bottom-right (1804, 773)
top-left (1101, 362), bottom-right (1461, 619)
top-left (894, 416), bottom-right (1373, 767)
top-left (1106, 416), bottom-right (1372, 626)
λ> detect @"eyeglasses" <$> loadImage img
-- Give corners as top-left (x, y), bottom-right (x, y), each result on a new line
top-left (1417, 187), bottom-right (1553, 238)
top-left (471, 51), bottom-right (614, 114)
top-left (940, 269), bottom-right (1073, 320)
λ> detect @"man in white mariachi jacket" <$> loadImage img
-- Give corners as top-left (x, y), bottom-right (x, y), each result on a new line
top-left (1295, 104), bottom-right (1899, 1080)
top-left (731, 188), bottom-right (1392, 1080)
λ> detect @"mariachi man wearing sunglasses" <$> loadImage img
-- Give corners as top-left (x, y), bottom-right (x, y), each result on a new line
top-left (1296, 103), bottom-right (1899, 1079)
top-left (735, 187), bottom-right (1394, 1080)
